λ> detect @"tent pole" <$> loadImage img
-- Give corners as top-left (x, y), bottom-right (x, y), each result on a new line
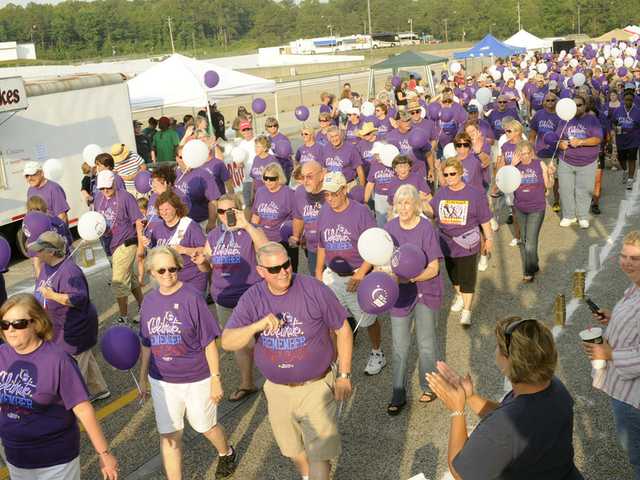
top-left (274, 91), bottom-right (280, 124)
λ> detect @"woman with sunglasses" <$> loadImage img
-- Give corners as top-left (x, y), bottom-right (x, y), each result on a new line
top-left (528, 94), bottom-right (561, 166)
top-left (265, 117), bottom-right (293, 181)
top-left (584, 230), bottom-right (640, 479)
top-left (426, 158), bottom-right (492, 326)
top-left (373, 103), bottom-right (393, 140)
top-left (138, 247), bottom-right (237, 479)
top-left (249, 135), bottom-right (278, 193)
top-left (511, 141), bottom-right (555, 283)
top-left (427, 317), bottom-right (583, 480)
top-left (295, 126), bottom-right (323, 166)
top-left (0, 293), bottom-right (119, 480)
top-left (386, 155), bottom-right (432, 217)
top-left (384, 185), bottom-right (443, 415)
top-left (193, 193), bottom-right (267, 403)
top-left (345, 108), bottom-right (363, 145)
top-left (316, 112), bottom-right (333, 146)
top-left (147, 165), bottom-right (191, 224)
top-left (141, 191), bottom-right (207, 295)
top-left (251, 162), bottom-right (298, 272)
top-left (497, 119), bottom-right (525, 246)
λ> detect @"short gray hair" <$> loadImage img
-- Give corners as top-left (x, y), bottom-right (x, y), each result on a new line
top-left (256, 242), bottom-right (287, 264)
top-left (145, 246), bottom-right (183, 272)
top-left (392, 184), bottom-right (421, 217)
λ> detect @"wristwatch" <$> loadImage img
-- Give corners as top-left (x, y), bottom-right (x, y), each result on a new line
top-left (338, 372), bottom-right (351, 379)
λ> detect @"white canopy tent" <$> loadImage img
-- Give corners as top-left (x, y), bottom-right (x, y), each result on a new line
top-left (504, 30), bottom-right (552, 51)
top-left (127, 53), bottom-right (277, 112)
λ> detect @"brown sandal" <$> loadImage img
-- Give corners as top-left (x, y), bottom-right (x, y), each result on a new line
top-left (419, 392), bottom-right (437, 403)
top-left (229, 388), bottom-right (258, 402)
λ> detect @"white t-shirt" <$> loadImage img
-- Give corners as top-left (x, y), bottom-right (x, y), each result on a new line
top-left (238, 138), bottom-right (256, 181)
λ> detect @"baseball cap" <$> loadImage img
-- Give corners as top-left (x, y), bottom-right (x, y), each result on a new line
top-left (466, 104), bottom-right (479, 113)
top-left (28, 231), bottom-right (67, 254)
top-left (133, 120), bottom-right (142, 127)
top-left (346, 107), bottom-right (360, 116)
top-left (239, 120), bottom-right (252, 131)
top-left (23, 161), bottom-right (42, 176)
top-left (321, 171), bottom-right (347, 193)
top-left (96, 170), bottom-right (115, 189)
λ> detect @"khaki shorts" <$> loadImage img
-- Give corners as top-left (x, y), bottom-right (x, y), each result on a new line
top-left (322, 268), bottom-right (377, 328)
top-left (111, 243), bottom-right (139, 298)
top-left (263, 368), bottom-right (340, 461)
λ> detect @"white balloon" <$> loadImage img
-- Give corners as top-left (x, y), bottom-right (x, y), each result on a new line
top-left (182, 140), bottom-right (209, 169)
top-left (604, 50), bottom-right (611, 59)
top-left (78, 211), bottom-right (107, 241)
top-left (624, 56), bottom-right (635, 68)
top-left (503, 70), bottom-right (515, 81)
top-left (475, 87), bottom-right (492, 106)
top-left (357, 227), bottom-right (394, 266)
top-left (450, 62), bottom-right (462, 73)
top-left (380, 144), bottom-right (400, 167)
top-left (43, 158), bottom-right (63, 181)
top-left (338, 99), bottom-right (353, 112)
top-left (537, 63), bottom-right (548, 74)
top-left (491, 70), bottom-right (502, 81)
top-left (611, 47), bottom-right (621, 58)
top-left (443, 143), bottom-right (457, 159)
top-left (619, 42), bottom-right (627, 51)
top-left (556, 98), bottom-right (577, 121)
top-left (569, 58), bottom-right (579, 68)
top-left (224, 128), bottom-right (236, 141)
top-left (520, 60), bottom-right (528, 70)
top-left (614, 58), bottom-right (624, 69)
top-left (82, 144), bottom-right (102, 167)
top-left (597, 56), bottom-right (605, 65)
top-left (361, 101), bottom-right (375, 117)
top-left (420, 106), bottom-right (427, 119)
top-left (370, 141), bottom-right (385, 156)
top-left (496, 166), bottom-right (522, 194)
top-left (498, 134), bottom-right (508, 150)
top-left (572, 73), bottom-right (586, 87)
top-left (230, 147), bottom-right (248, 164)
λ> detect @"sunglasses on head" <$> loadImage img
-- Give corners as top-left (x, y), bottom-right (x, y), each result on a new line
top-left (0, 319), bottom-right (33, 330)
top-left (504, 318), bottom-right (537, 354)
top-left (263, 175), bottom-right (278, 182)
top-left (443, 171), bottom-right (458, 177)
top-left (455, 142), bottom-right (470, 148)
top-left (156, 266), bottom-right (179, 275)
top-left (261, 258), bottom-right (291, 274)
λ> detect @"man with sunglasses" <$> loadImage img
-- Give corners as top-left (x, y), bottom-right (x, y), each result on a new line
top-left (292, 161), bottom-right (325, 275)
top-left (321, 126), bottom-right (365, 187)
top-left (222, 242), bottom-right (353, 480)
top-left (315, 172), bottom-right (387, 376)
top-left (23, 161), bottom-right (69, 224)
top-left (386, 109), bottom-right (435, 182)
top-left (487, 95), bottom-right (520, 139)
top-left (525, 74), bottom-right (549, 119)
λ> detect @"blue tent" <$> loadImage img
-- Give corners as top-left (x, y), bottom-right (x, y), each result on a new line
top-left (453, 34), bottom-right (526, 59)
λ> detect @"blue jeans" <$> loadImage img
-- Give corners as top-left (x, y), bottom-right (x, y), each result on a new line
top-left (611, 398), bottom-right (640, 479)
top-left (513, 208), bottom-right (545, 277)
top-left (305, 249), bottom-right (317, 276)
top-left (390, 303), bottom-right (439, 404)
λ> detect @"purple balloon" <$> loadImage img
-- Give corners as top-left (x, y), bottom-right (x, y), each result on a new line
top-left (348, 185), bottom-right (365, 204)
top-left (134, 170), bottom-right (152, 194)
top-left (100, 326), bottom-right (141, 371)
top-left (319, 104), bottom-right (332, 114)
top-left (391, 244), bottom-right (427, 279)
top-left (274, 141), bottom-right (291, 158)
top-left (0, 236), bottom-right (10, 272)
top-left (550, 72), bottom-right (560, 82)
top-left (356, 272), bottom-right (400, 315)
top-left (22, 211), bottom-right (54, 243)
top-left (409, 127), bottom-right (428, 148)
top-left (427, 102), bottom-right (441, 120)
top-left (439, 107), bottom-right (454, 123)
top-left (391, 76), bottom-right (402, 88)
top-left (280, 221), bottom-right (293, 243)
top-left (204, 70), bottom-right (219, 89)
top-left (618, 67), bottom-right (628, 77)
top-left (543, 131), bottom-right (560, 146)
top-left (252, 98), bottom-right (266, 114)
top-left (567, 79), bottom-right (574, 88)
top-left (294, 105), bottom-right (310, 121)
top-left (591, 78), bottom-right (602, 90)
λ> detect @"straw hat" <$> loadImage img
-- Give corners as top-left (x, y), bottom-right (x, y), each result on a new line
top-left (357, 122), bottom-right (378, 137)
top-left (110, 143), bottom-right (130, 163)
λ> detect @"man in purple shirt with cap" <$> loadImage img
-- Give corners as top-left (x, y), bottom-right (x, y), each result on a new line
top-left (222, 242), bottom-right (353, 480)
top-left (24, 161), bottom-right (69, 224)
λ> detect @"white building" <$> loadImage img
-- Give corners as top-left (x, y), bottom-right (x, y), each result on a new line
top-left (0, 42), bottom-right (37, 62)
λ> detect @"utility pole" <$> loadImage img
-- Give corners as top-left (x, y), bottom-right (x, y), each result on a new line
top-left (577, 3), bottom-right (581, 34)
top-left (408, 18), bottom-right (413, 38)
top-left (444, 18), bottom-right (448, 43)
top-left (367, 0), bottom-right (373, 49)
top-left (167, 17), bottom-right (176, 54)
top-left (517, 0), bottom-right (521, 31)
top-left (327, 24), bottom-right (333, 38)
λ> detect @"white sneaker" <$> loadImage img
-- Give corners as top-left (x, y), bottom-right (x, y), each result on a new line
top-left (478, 255), bottom-right (489, 272)
top-left (509, 238), bottom-right (521, 247)
top-left (623, 171), bottom-right (629, 184)
top-left (450, 294), bottom-right (464, 312)
top-left (364, 351), bottom-right (387, 375)
top-left (490, 218), bottom-right (499, 231)
top-left (460, 310), bottom-right (472, 326)
top-left (559, 218), bottom-right (577, 227)
top-left (627, 178), bottom-right (634, 191)
top-left (578, 219), bottom-right (590, 229)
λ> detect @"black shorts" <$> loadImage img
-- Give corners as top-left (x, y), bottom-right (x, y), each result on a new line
top-left (618, 148), bottom-right (638, 165)
top-left (445, 253), bottom-right (479, 294)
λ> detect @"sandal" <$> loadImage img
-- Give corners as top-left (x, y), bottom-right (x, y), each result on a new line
top-left (229, 388), bottom-right (258, 402)
top-left (387, 401), bottom-right (406, 416)
top-left (419, 392), bottom-right (437, 403)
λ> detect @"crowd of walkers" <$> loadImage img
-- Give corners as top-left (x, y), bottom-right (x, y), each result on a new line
top-left (0, 40), bottom-right (639, 480)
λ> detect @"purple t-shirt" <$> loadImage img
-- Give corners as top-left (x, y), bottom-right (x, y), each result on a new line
top-left (514, 160), bottom-right (547, 214)
top-left (203, 158), bottom-right (230, 194)
top-left (249, 154), bottom-right (278, 189)
top-left (374, 116), bottom-right (393, 140)
top-left (430, 185), bottom-right (492, 258)
top-left (367, 161), bottom-right (396, 195)
top-left (460, 153), bottom-right (485, 190)
top-left (436, 104), bottom-right (467, 147)
top-left (317, 200), bottom-right (375, 274)
top-left (385, 128), bottom-right (429, 177)
top-left (139, 284), bottom-right (220, 383)
top-left (556, 113), bottom-right (603, 167)
top-left (175, 167), bottom-right (222, 222)
top-left (315, 130), bottom-right (329, 147)
top-left (23, 213), bottom-right (73, 259)
top-left (226, 274), bottom-right (347, 384)
top-left (345, 120), bottom-right (363, 145)
top-left (147, 187), bottom-right (192, 224)
top-left (611, 105), bottom-right (640, 150)
top-left (356, 139), bottom-right (376, 174)
top-left (321, 142), bottom-right (362, 182)
top-left (295, 143), bottom-right (324, 165)
top-left (207, 225), bottom-right (261, 307)
top-left (94, 189), bottom-right (142, 255)
top-left (384, 217), bottom-right (444, 315)
top-left (27, 180), bottom-right (69, 217)
top-left (147, 218), bottom-right (208, 294)
top-left (477, 118), bottom-right (495, 141)
top-left (252, 186), bottom-right (295, 242)
top-left (36, 260), bottom-right (98, 355)
top-left (0, 341), bottom-right (88, 469)
top-left (487, 109), bottom-right (519, 138)
top-left (386, 172), bottom-right (431, 204)
top-left (293, 186), bottom-right (324, 252)
top-left (501, 142), bottom-right (518, 166)
top-left (529, 85), bottom-right (549, 111)
top-left (531, 110), bottom-right (562, 158)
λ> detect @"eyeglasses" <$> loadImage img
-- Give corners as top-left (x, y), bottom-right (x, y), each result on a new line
top-left (504, 129), bottom-right (513, 134)
top-left (263, 175), bottom-right (278, 182)
top-left (99, 187), bottom-right (112, 191)
top-left (260, 258), bottom-right (291, 274)
top-left (410, 110), bottom-right (421, 115)
top-left (0, 319), bottom-right (33, 330)
top-left (24, 173), bottom-right (39, 178)
top-left (504, 318), bottom-right (537, 354)
top-left (442, 99), bottom-right (453, 104)
top-left (266, 124), bottom-right (278, 128)
top-left (319, 119), bottom-right (330, 122)
top-left (241, 128), bottom-right (253, 132)
top-left (302, 133), bottom-right (311, 136)
top-left (156, 266), bottom-right (179, 275)
top-left (454, 142), bottom-right (470, 148)
top-left (544, 99), bottom-right (556, 103)
top-left (442, 171), bottom-right (458, 177)
top-left (575, 103), bottom-right (584, 107)
top-left (217, 208), bottom-right (231, 215)
top-left (497, 101), bottom-right (508, 104)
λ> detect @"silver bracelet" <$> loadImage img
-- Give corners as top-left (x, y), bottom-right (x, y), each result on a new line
top-left (450, 410), bottom-right (465, 417)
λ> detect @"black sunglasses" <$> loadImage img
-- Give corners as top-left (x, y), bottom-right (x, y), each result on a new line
top-left (455, 142), bottom-right (470, 148)
top-left (575, 103), bottom-right (584, 107)
top-left (266, 124), bottom-right (278, 128)
top-left (263, 175), bottom-right (278, 182)
top-left (156, 267), bottom-right (179, 275)
top-left (504, 129), bottom-right (513, 134)
top-left (443, 171), bottom-right (458, 177)
top-left (544, 99), bottom-right (557, 103)
top-left (497, 101), bottom-right (508, 104)
top-left (99, 187), bottom-right (112, 191)
top-left (410, 110), bottom-right (421, 115)
top-left (504, 318), bottom-right (537, 354)
top-left (241, 128), bottom-right (253, 132)
top-left (442, 99), bottom-right (453, 104)
top-left (217, 208), bottom-right (231, 215)
top-left (260, 258), bottom-right (291, 274)
top-left (0, 319), bottom-right (33, 330)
